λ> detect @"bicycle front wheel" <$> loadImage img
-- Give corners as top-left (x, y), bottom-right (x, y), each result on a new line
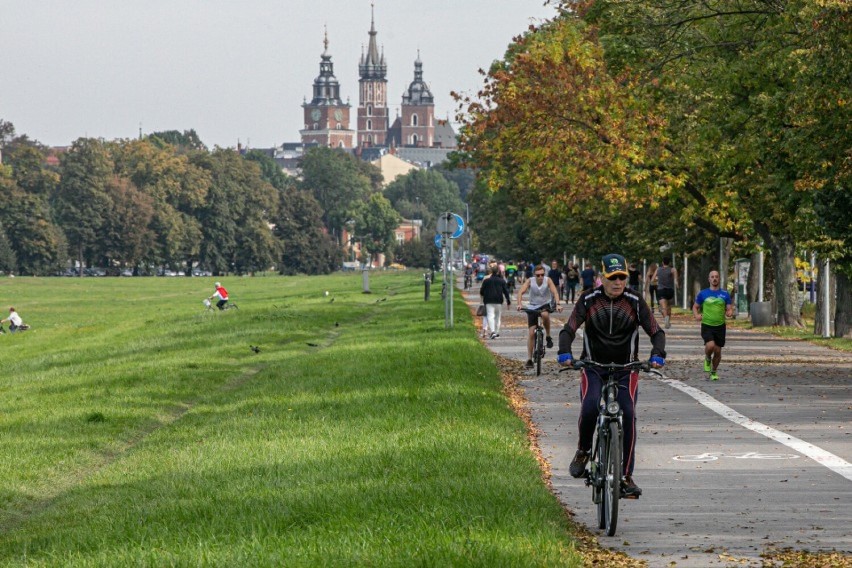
top-left (534, 329), bottom-right (543, 376)
top-left (602, 421), bottom-right (621, 536)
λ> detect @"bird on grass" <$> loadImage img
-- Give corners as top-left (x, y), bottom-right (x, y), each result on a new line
top-left (250, 345), bottom-right (261, 354)
top-left (330, 297), bottom-right (335, 303)
top-left (306, 342), bottom-right (319, 347)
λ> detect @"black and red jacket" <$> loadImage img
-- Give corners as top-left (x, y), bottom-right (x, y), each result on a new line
top-left (558, 287), bottom-right (665, 364)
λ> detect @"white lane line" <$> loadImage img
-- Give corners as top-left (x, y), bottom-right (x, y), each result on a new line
top-left (657, 377), bottom-right (852, 482)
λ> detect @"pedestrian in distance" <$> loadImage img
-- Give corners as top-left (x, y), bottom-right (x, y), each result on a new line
top-left (557, 253), bottom-right (666, 498)
top-left (517, 264), bottom-right (563, 368)
top-left (628, 262), bottom-right (642, 293)
top-left (208, 282), bottom-right (230, 310)
top-left (564, 263), bottom-right (580, 303)
top-left (479, 264), bottom-right (511, 339)
top-left (580, 263), bottom-right (597, 293)
top-left (645, 262), bottom-right (659, 311)
top-left (693, 270), bottom-right (734, 381)
top-left (548, 260), bottom-right (564, 301)
top-left (656, 257), bottom-right (678, 329)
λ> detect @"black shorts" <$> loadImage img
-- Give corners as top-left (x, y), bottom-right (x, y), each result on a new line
top-left (701, 324), bottom-right (727, 347)
top-left (657, 288), bottom-right (674, 301)
top-left (526, 305), bottom-right (553, 327)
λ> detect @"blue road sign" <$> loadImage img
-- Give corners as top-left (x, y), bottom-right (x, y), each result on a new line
top-left (434, 233), bottom-right (443, 249)
top-left (450, 213), bottom-right (464, 239)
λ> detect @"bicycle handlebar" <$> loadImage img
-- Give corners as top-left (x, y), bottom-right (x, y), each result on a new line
top-left (558, 360), bottom-right (664, 377)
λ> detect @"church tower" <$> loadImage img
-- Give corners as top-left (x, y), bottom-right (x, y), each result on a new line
top-left (300, 30), bottom-right (355, 149)
top-left (357, 4), bottom-right (389, 147)
top-left (399, 51), bottom-right (434, 148)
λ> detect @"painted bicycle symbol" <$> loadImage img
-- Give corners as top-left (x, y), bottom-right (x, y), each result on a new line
top-left (673, 452), bottom-right (801, 462)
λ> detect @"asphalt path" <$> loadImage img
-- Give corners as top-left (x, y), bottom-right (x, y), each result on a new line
top-left (463, 283), bottom-right (851, 567)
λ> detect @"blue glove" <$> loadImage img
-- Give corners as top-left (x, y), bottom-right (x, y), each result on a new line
top-left (649, 356), bottom-right (665, 368)
top-left (557, 353), bottom-right (573, 365)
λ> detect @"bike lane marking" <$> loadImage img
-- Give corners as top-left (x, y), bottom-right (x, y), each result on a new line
top-left (657, 376), bottom-right (852, 482)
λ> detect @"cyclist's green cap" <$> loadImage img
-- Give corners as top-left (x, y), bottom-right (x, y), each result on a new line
top-left (601, 253), bottom-right (628, 278)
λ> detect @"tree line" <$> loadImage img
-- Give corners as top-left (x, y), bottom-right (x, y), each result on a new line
top-left (454, 0), bottom-right (850, 336)
top-left (0, 122), bottom-right (469, 276)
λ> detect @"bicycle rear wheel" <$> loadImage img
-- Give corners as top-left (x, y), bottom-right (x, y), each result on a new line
top-left (602, 421), bottom-right (621, 536)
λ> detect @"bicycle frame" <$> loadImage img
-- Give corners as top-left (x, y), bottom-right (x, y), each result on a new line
top-left (522, 308), bottom-right (547, 376)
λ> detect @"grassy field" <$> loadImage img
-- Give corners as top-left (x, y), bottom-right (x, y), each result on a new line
top-left (0, 273), bottom-right (584, 567)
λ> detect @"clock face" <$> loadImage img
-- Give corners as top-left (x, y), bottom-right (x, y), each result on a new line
top-left (311, 109), bottom-right (321, 121)
top-left (334, 109), bottom-right (343, 121)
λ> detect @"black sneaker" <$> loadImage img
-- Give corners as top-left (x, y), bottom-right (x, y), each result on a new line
top-left (525, 359), bottom-right (534, 369)
top-left (569, 449), bottom-right (589, 478)
top-left (546, 336), bottom-right (554, 349)
top-left (621, 476), bottom-right (642, 499)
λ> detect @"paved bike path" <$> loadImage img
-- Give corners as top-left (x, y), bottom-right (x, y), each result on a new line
top-left (463, 285), bottom-right (852, 567)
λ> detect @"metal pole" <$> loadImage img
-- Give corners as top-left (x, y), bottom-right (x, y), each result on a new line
top-left (448, 238), bottom-right (454, 328)
top-left (642, 259), bottom-right (647, 302)
top-left (810, 251), bottom-right (816, 303)
top-left (823, 258), bottom-right (830, 338)
top-left (683, 253), bottom-right (689, 309)
top-left (758, 251), bottom-right (764, 303)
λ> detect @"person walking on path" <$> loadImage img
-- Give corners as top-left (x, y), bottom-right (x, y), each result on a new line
top-left (693, 270), bottom-right (734, 381)
top-left (548, 260), bottom-right (564, 301)
top-left (480, 264), bottom-right (511, 339)
top-left (517, 264), bottom-right (562, 368)
top-left (628, 262), bottom-right (642, 293)
top-left (656, 257), bottom-right (678, 329)
top-left (580, 263), bottom-right (597, 293)
top-left (564, 263), bottom-right (580, 303)
top-left (645, 262), bottom-right (658, 312)
top-left (557, 253), bottom-right (666, 498)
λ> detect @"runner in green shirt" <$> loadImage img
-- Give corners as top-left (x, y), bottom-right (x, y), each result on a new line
top-left (692, 271), bottom-right (734, 380)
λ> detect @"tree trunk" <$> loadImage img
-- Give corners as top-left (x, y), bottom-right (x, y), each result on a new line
top-left (761, 233), bottom-right (802, 327)
top-left (835, 268), bottom-right (851, 338)
top-left (747, 251), bottom-right (761, 305)
top-left (813, 258), bottom-right (836, 336)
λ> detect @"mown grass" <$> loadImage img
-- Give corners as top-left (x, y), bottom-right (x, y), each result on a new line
top-left (0, 273), bottom-right (582, 566)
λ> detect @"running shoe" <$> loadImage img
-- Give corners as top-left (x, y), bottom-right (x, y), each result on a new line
top-left (546, 336), bottom-right (554, 349)
top-left (704, 358), bottom-right (712, 372)
top-left (525, 359), bottom-right (534, 369)
top-left (710, 371), bottom-right (719, 381)
top-left (569, 449), bottom-right (589, 478)
top-left (621, 476), bottom-right (642, 498)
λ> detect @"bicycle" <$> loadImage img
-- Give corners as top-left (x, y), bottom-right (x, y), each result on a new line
top-left (560, 359), bottom-right (662, 536)
top-left (463, 272), bottom-right (473, 290)
top-left (203, 298), bottom-right (239, 311)
top-left (522, 307), bottom-right (548, 376)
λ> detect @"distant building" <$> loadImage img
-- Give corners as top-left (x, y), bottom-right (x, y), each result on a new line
top-left (299, 30), bottom-right (356, 149)
top-left (299, 8), bottom-right (456, 155)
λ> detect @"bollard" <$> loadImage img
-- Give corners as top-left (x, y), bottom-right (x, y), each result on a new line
top-left (424, 273), bottom-right (431, 301)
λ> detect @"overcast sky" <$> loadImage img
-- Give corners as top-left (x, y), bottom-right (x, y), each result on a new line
top-left (1, 1), bottom-right (557, 149)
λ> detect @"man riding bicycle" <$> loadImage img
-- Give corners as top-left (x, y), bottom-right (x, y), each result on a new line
top-left (557, 253), bottom-right (666, 498)
top-left (517, 264), bottom-right (562, 369)
top-left (208, 282), bottom-right (230, 310)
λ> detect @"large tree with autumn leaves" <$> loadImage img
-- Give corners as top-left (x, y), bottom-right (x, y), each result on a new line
top-left (457, 0), bottom-right (850, 332)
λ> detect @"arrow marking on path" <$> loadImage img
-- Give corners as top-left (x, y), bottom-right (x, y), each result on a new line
top-left (657, 377), bottom-right (852, 482)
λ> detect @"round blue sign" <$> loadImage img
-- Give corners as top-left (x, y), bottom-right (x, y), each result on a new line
top-left (450, 213), bottom-right (465, 239)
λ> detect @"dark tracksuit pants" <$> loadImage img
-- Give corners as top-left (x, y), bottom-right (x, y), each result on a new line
top-left (578, 367), bottom-right (640, 476)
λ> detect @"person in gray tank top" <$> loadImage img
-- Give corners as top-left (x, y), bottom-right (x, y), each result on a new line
top-left (656, 257), bottom-right (679, 329)
top-left (517, 264), bottom-right (563, 368)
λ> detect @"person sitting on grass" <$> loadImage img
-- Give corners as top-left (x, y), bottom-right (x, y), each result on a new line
top-left (1, 307), bottom-right (26, 333)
